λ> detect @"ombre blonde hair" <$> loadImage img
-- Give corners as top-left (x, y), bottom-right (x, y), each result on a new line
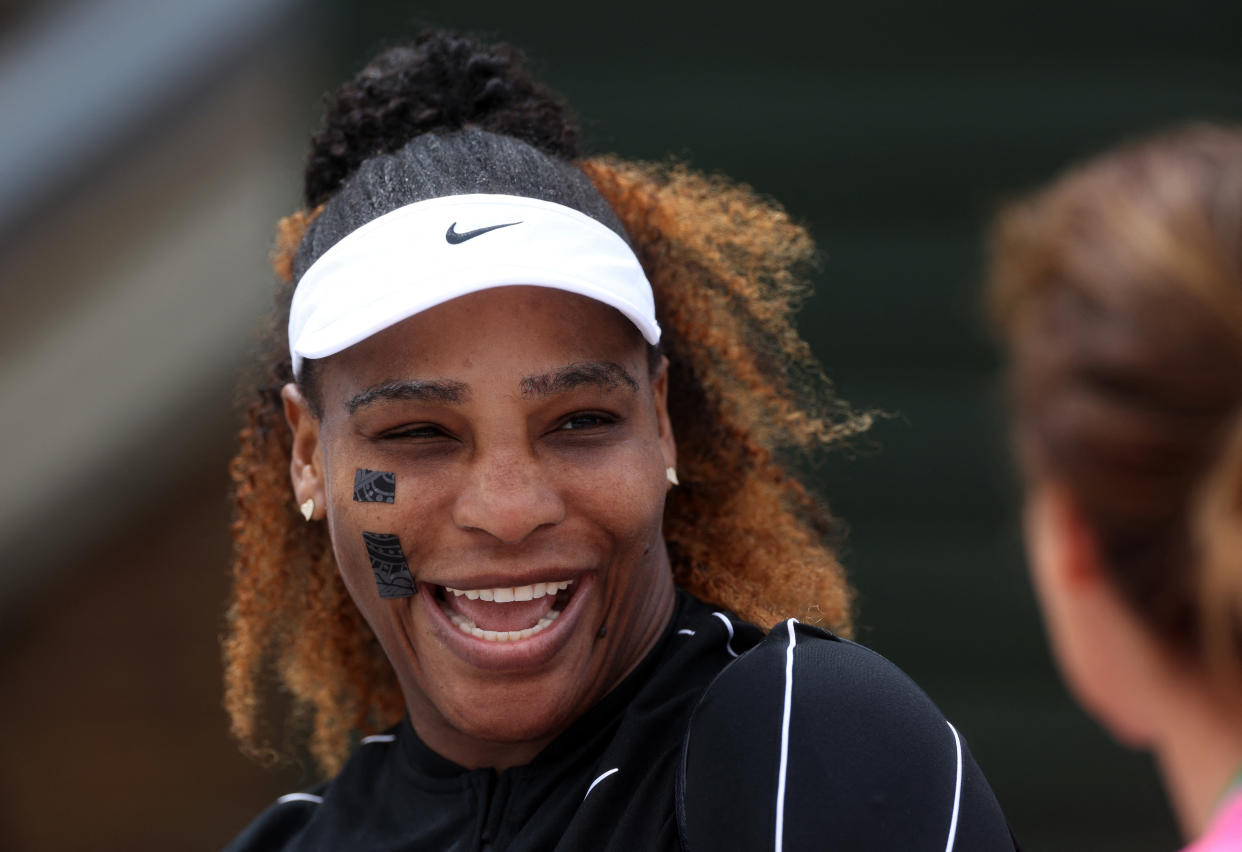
top-left (225, 160), bottom-right (870, 775)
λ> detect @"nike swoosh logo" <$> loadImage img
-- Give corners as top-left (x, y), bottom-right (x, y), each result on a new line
top-left (445, 220), bottom-right (521, 244)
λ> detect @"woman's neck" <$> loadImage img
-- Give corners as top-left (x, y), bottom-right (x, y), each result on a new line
top-left (1152, 674), bottom-right (1242, 840)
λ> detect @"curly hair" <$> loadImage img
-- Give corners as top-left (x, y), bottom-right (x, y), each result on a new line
top-left (303, 32), bottom-right (579, 208)
top-left (223, 30), bottom-right (870, 776)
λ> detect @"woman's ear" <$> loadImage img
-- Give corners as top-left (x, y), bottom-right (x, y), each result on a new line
top-left (1025, 483), bottom-right (1161, 745)
top-left (1026, 484), bottom-right (1101, 593)
top-left (282, 383), bottom-right (326, 521)
top-left (650, 356), bottom-right (677, 474)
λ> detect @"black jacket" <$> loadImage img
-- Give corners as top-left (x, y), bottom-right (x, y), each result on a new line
top-left (225, 589), bottom-right (1017, 851)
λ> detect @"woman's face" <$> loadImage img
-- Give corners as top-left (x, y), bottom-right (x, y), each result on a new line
top-left (284, 286), bottom-right (677, 769)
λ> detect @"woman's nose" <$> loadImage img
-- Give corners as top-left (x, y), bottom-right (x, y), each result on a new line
top-left (451, 448), bottom-right (566, 544)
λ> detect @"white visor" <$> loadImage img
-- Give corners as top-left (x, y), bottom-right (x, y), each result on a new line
top-left (288, 193), bottom-right (660, 378)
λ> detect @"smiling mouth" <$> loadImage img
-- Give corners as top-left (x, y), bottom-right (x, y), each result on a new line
top-left (435, 581), bottom-right (576, 642)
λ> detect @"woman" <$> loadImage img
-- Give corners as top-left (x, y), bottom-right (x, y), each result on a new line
top-left (988, 125), bottom-right (1242, 850)
top-left (224, 30), bottom-right (1016, 850)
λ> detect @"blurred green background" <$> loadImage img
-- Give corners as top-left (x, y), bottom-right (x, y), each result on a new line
top-left (1, 0), bottom-right (1239, 849)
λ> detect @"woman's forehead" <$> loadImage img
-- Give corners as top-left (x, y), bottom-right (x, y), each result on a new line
top-left (341, 360), bottom-right (643, 418)
top-left (321, 286), bottom-right (648, 399)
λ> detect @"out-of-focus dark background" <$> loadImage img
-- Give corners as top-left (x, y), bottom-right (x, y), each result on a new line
top-left (1, 1), bottom-right (1239, 849)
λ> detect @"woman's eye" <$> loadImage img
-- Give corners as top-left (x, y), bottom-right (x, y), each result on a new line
top-left (557, 412), bottom-right (617, 432)
top-left (381, 424), bottom-right (448, 440)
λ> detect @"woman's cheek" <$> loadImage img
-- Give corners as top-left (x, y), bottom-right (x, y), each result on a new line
top-left (324, 466), bottom-right (411, 605)
top-left (582, 463), bottom-right (668, 541)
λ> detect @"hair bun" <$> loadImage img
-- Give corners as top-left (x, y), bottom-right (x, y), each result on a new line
top-left (304, 30), bottom-right (581, 207)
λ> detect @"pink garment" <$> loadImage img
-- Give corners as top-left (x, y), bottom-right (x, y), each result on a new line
top-left (1185, 790), bottom-right (1242, 852)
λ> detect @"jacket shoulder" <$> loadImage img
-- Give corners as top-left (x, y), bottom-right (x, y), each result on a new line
top-left (678, 621), bottom-right (1017, 851)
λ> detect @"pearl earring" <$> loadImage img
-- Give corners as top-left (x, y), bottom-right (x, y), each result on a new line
top-left (666, 467), bottom-right (680, 486)
top-left (300, 498), bottom-right (315, 521)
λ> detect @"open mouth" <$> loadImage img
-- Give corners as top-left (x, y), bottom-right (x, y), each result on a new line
top-left (434, 580), bottom-right (576, 642)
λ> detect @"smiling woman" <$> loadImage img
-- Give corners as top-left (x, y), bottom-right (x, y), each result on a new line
top-left (290, 285), bottom-right (677, 769)
top-left (221, 29), bottom-right (1018, 851)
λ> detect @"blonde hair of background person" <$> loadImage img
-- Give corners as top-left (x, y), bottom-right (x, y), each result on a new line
top-left (989, 124), bottom-right (1242, 848)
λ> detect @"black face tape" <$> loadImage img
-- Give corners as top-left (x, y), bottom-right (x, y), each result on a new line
top-left (354, 469), bottom-right (397, 503)
top-left (361, 531), bottom-right (415, 598)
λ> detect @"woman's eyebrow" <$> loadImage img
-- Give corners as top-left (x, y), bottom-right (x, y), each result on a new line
top-left (345, 379), bottom-right (469, 414)
top-left (520, 360), bottom-right (638, 398)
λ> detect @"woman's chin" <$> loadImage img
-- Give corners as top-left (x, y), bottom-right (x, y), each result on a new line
top-left (458, 704), bottom-right (568, 747)
top-left (425, 681), bottom-right (589, 768)
top-left (399, 599), bottom-right (605, 762)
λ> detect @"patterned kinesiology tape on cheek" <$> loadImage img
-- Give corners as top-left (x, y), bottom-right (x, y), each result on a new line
top-left (361, 531), bottom-right (416, 598)
top-left (354, 468), bottom-right (397, 503)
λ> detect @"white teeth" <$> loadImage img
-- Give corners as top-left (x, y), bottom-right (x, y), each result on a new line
top-left (442, 580), bottom-right (574, 602)
top-left (447, 608), bottom-right (563, 642)
top-left (439, 580), bottom-right (575, 643)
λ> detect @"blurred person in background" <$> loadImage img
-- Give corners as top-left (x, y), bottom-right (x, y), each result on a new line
top-left (989, 124), bottom-right (1242, 851)
top-left (221, 29), bottom-right (1018, 850)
